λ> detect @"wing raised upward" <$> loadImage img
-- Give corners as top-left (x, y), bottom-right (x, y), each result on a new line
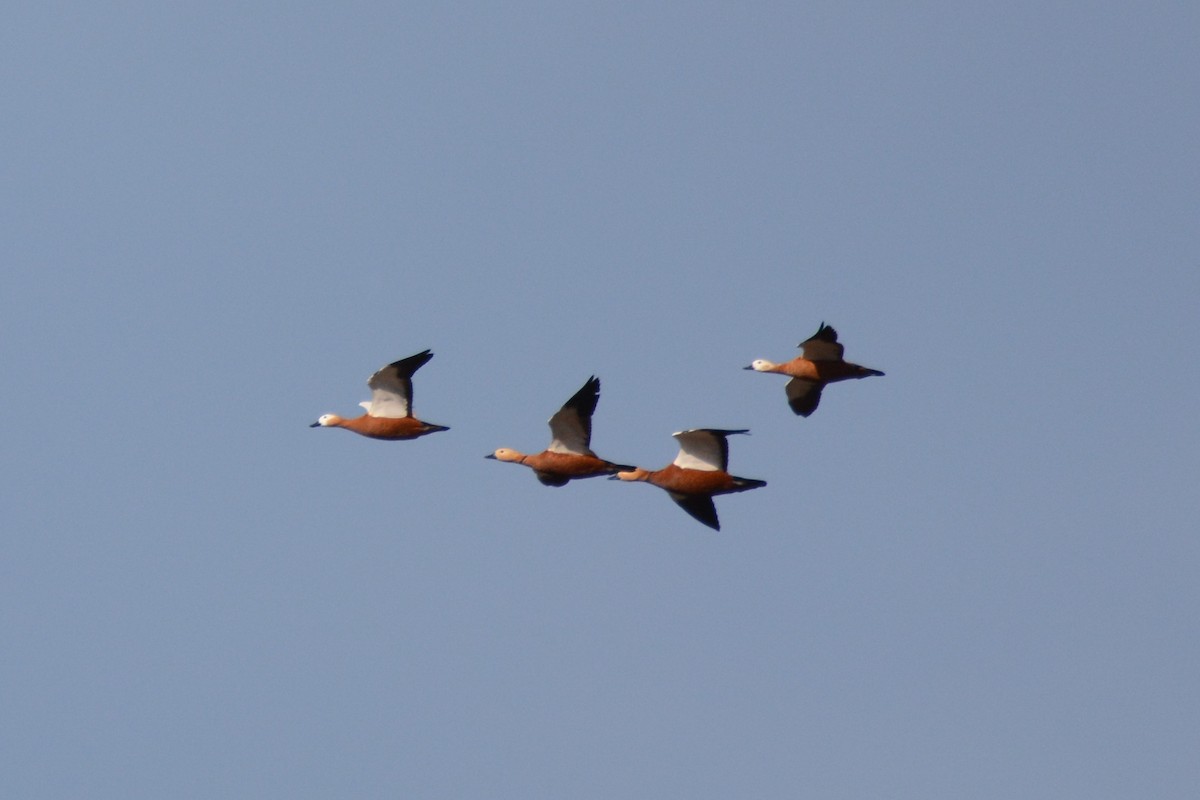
top-left (364, 349), bottom-right (434, 418)
top-left (671, 428), bottom-right (749, 472)
top-left (799, 322), bottom-right (844, 362)
top-left (547, 376), bottom-right (600, 455)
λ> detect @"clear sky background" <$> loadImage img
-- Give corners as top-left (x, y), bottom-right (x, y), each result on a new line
top-left (3, 2), bottom-right (1197, 797)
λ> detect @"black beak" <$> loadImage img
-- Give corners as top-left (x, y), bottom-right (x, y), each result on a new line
top-left (742, 364), bottom-right (755, 370)
top-left (484, 453), bottom-right (497, 459)
top-left (309, 421), bottom-right (321, 427)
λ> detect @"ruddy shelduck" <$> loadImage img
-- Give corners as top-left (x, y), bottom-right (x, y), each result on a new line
top-left (486, 376), bottom-right (634, 487)
top-left (310, 350), bottom-right (449, 440)
top-left (745, 323), bottom-right (884, 417)
top-left (613, 428), bottom-right (766, 531)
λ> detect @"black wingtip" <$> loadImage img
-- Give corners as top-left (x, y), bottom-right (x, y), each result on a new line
top-left (812, 322), bottom-right (838, 342)
top-left (711, 428), bottom-right (751, 437)
top-left (673, 495), bottom-right (722, 530)
top-left (789, 399), bottom-right (818, 416)
top-left (562, 375), bottom-right (602, 418)
top-left (388, 349), bottom-right (435, 375)
top-left (536, 473), bottom-right (571, 487)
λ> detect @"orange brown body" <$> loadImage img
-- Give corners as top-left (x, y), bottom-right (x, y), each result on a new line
top-left (746, 323), bottom-right (883, 417)
top-left (311, 350), bottom-right (448, 441)
top-left (487, 376), bottom-right (633, 487)
top-left (618, 464), bottom-right (761, 498)
top-left (614, 429), bottom-right (765, 531)
top-left (315, 414), bottom-right (448, 441)
top-left (754, 357), bottom-right (880, 384)
top-left (491, 449), bottom-right (630, 487)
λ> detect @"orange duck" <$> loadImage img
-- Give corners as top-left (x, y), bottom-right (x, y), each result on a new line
top-left (613, 428), bottom-right (765, 531)
top-left (310, 350), bottom-right (449, 440)
top-left (745, 323), bottom-right (883, 417)
top-left (487, 376), bottom-right (633, 486)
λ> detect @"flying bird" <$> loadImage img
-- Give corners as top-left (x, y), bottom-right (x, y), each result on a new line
top-left (745, 323), bottom-right (884, 417)
top-left (487, 376), bottom-right (634, 486)
top-left (613, 428), bottom-right (766, 531)
top-left (310, 350), bottom-right (449, 440)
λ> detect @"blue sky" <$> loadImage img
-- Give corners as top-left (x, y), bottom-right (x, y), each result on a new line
top-left (3, 2), bottom-right (1198, 797)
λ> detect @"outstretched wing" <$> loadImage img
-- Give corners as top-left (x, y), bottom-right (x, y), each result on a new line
top-left (364, 350), bottom-right (434, 418)
top-left (785, 378), bottom-right (824, 417)
top-left (671, 428), bottom-right (749, 472)
top-left (547, 376), bottom-right (600, 455)
top-left (799, 322), bottom-right (844, 362)
top-left (668, 492), bottom-right (721, 531)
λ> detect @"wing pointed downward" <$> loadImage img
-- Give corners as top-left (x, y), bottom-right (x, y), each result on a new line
top-left (364, 349), bottom-right (433, 418)
top-left (547, 376), bottom-right (600, 455)
top-left (785, 378), bottom-right (824, 417)
top-left (669, 492), bottom-right (721, 530)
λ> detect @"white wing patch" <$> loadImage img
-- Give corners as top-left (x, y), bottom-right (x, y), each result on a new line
top-left (365, 388), bottom-right (411, 418)
top-left (671, 429), bottom-right (726, 471)
top-left (365, 364), bottom-right (414, 418)
top-left (546, 377), bottom-right (600, 455)
top-left (547, 405), bottom-right (593, 455)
